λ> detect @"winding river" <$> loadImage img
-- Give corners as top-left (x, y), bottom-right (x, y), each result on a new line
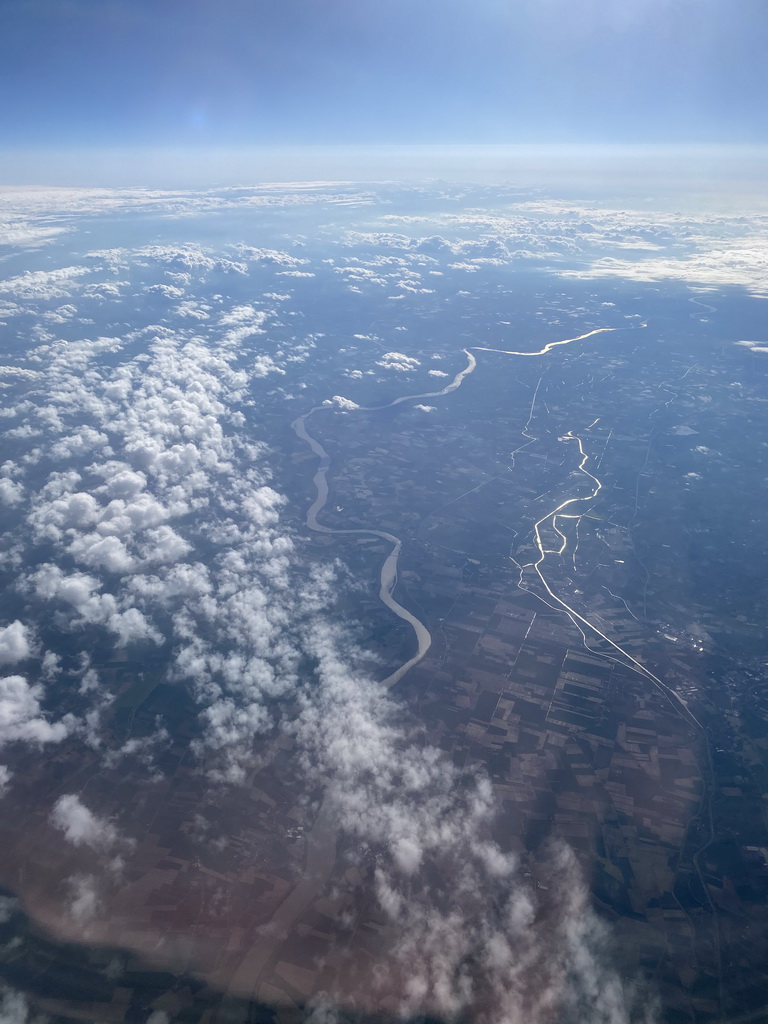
top-left (290, 350), bottom-right (478, 689)
top-left (228, 323), bottom-right (687, 1006)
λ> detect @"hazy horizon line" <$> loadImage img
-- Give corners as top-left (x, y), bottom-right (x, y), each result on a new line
top-left (2, 141), bottom-right (767, 192)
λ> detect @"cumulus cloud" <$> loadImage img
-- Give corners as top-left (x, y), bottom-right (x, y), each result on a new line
top-left (0, 985), bottom-right (42, 1024)
top-left (232, 245), bottom-right (310, 268)
top-left (0, 478), bottom-right (24, 506)
top-left (0, 675), bottom-right (70, 746)
top-left (66, 874), bottom-right (102, 924)
top-left (292, 623), bottom-right (651, 1023)
top-left (96, 465), bottom-right (147, 499)
top-left (322, 395), bottom-right (361, 411)
top-left (92, 242), bottom-right (247, 276)
top-left (50, 794), bottom-right (122, 852)
top-left (736, 339), bottom-right (768, 353)
top-left (376, 351), bottom-right (421, 372)
top-left (29, 491), bottom-right (101, 542)
top-left (218, 304), bottom-right (270, 347)
top-left (68, 532), bottom-right (135, 573)
top-left (0, 621), bottom-right (31, 666)
top-left (0, 265), bottom-right (91, 301)
top-left (562, 238), bottom-right (768, 298)
top-left (252, 354), bottom-right (286, 377)
top-left (105, 606), bottom-right (163, 646)
top-left (5, 306), bottom-right (305, 780)
top-left (31, 564), bottom-right (103, 610)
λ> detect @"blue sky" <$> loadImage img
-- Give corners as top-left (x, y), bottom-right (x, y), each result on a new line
top-left (2, 0), bottom-right (767, 150)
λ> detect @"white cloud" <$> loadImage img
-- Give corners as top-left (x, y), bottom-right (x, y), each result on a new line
top-left (292, 622), bottom-right (650, 1022)
top-left (66, 874), bottom-right (101, 924)
top-left (0, 985), bottom-right (39, 1024)
top-left (376, 351), bottom-right (421, 372)
top-left (0, 675), bottom-right (70, 746)
top-left (97, 494), bottom-right (169, 535)
top-left (252, 354), bottom-right (285, 378)
top-left (0, 621), bottom-right (31, 665)
top-left (146, 283), bottom-right (186, 300)
top-left (106, 607), bottom-right (163, 646)
top-left (29, 491), bottom-right (101, 541)
top-left (0, 265), bottom-right (91, 301)
top-left (68, 533), bottom-right (135, 573)
top-left (175, 300), bottom-right (211, 320)
top-left (31, 564), bottom-right (101, 608)
top-left (138, 524), bottom-right (192, 566)
top-left (0, 220), bottom-right (68, 247)
top-left (0, 478), bottom-right (24, 506)
top-left (97, 465), bottom-right (148, 499)
top-left (232, 245), bottom-right (310, 268)
top-left (49, 427), bottom-right (110, 460)
top-left (50, 794), bottom-right (121, 852)
top-left (561, 237), bottom-right (768, 298)
top-left (322, 395), bottom-right (361, 411)
top-left (218, 304), bottom-right (270, 347)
